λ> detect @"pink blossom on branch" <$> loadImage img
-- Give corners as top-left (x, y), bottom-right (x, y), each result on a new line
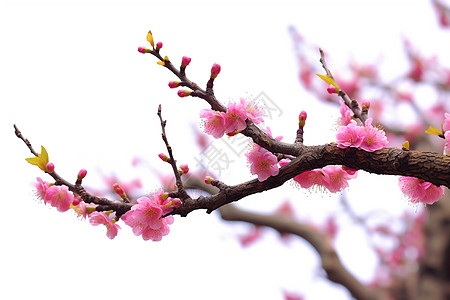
top-left (33, 177), bottom-right (49, 201)
top-left (398, 176), bottom-right (445, 205)
top-left (336, 118), bottom-right (388, 152)
top-left (121, 192), bottom-right (176, 241)
top-left (224, 101), bottom-right (248, 133)
top-left (199, 109), bottom-right (226, 138)
top-left (239, 98), bottom-right (266, 124)
top-left (245, 147), bottom-right (279, 182)
top-left (44, 185), bottom-right (75, 212)
top-left (338, 100), bottom-right (352, 126)
top-left (89, 211), bottom-right (121, 240)
top-left (359, 118), bottom-right (389, 152)
top-left (336, 121), bottom-right (364, 149)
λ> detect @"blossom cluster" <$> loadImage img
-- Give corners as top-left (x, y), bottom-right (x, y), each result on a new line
top-left (278, 161), bottom-right (358, 193)
top-left (33, 177), bottom-right (179, 241)
top-left (336, 101), bottom-right (388, 152)
top-left (200, 98), bottom-right (265, 138)
top-left (121, 192), bottom-right (180, 241)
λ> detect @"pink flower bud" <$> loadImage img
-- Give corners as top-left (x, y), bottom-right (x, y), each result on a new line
top-left (362, 99), bottom-right (371, 110)
top-left (326, 84), bottom-right (337, 94)
top-left (182, 56), bottom-right (191, 67)
top-left (46, 162), bottom-right (55, 173)
top-left (138, 47), bottom-right (152, 54)
top-left (112, 183), bottom-right (125, 196)
top-left (78, 169), bottom-right (87, 180)
top-left (156, 42), bottom-right (163, 49)
top-left (177, 90), bottom-right (191, 97)
top-left (204, 176), bottom-right (214, 184)
top-left (298, 110), bottom-right (307, 127)
top-left (179, 164), bottom-right (189, 174)
top-left (211, 63), bottom-right (221, 79)
top-left (168, 81), bottom-right (180, 88)
top-left (158, 153), bottom-right (169, 162)
top-left (72, 198), bottom-right (80, 206)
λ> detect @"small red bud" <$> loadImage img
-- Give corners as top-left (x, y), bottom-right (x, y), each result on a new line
top-left (326, 84), bottom-right (337, 94)
top-left (182, 56), bottom-right (191, 67)
top-left (156, 42), bottom-right (163, 49)
top-left (211, 63), bottom-right (221, 79)
top-left (78, 169), bottom-right (87, 180)
top-left (158, 153), bottom-right (169, 162)
top-left (177, 90), bottom-right (191, 97)
top-left (168, 81), bottom-right (180, 88)
top-left (298, 111), bottom-right (307, 127)
top-left (46, 162), bottom-right (55, 173)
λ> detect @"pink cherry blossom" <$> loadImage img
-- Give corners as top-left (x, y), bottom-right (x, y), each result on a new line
top-left (33, 177), bottom-right (49, 201)
top-left (321, 165), bottom-right (358, 193)
top-left (224, 101), bottom-right (248, 133)
top-left (338, 101), bottom-right (352, 126)
top-left (336, 121), bottom-right (364, 149)
top-left (398, 176), bottom-right (445, 205)
top-left (245, 147), bottom-right (279, 182)
top-left (239, 98), bottom-right (266, 124)
top-left (199, 109), bottom-right (226, 138)
top-left (443, 112), bottom-right (450, 133)
top-left (444, 131), bottom-right (450, 155)
top-left (121, 192), bottom-right (176, 241)
top-left (44, 185), bottom-right (75, 212)
top-left (359, 118), bottom-right (389, 152)
top-left (89, 211), bottom-right (121, 239)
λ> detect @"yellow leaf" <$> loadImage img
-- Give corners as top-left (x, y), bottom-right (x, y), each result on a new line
top-left (146, 30), bottom-right (155, 48)
top-left (25, 145), bottom-right (49, 171)
top-left (157, 61), bottom-right (165, 66)
top-left (316, 74), bottom-right (340, 93)
top-left (402, 141), bottom-right (410, 151)
top-left (425, 126), bottom-right (443, 135)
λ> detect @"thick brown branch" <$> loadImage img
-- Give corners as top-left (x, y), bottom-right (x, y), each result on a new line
top-left (171, 144), bottom-right (450, 217)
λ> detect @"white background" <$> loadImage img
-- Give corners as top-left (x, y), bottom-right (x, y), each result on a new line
top-left (1, 0), bottom-right (449, 299)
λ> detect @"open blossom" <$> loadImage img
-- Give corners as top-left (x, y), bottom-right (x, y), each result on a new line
top-left (199, 109), bottom-right (226, 138)
top-left (44, 185), bottom-right (75, 212)
top-left (336, 118), bottom-right (388, 152)
top-left (398, 176), bottom-right (445, 205)
top-left (224, 101), bottom-right (247, 133)
top-left (121, 192), bottom-right (176, 241)
top-left (359, 118), bottom-right (388, 152)
top-left (33, 177), bottom-right (49, 201)
top-left (89, 211), bottom-right (121, 239)
top-left (240, 98), bottom-right (265, 124)
top-left (245, 147), bottom-right (279, 182)
top-left (336, 121), bottom-right (364, 149)
top-left (278, 161), bottom-right (357, 192)
top-left (321, 165), bottom-right (358, 193)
